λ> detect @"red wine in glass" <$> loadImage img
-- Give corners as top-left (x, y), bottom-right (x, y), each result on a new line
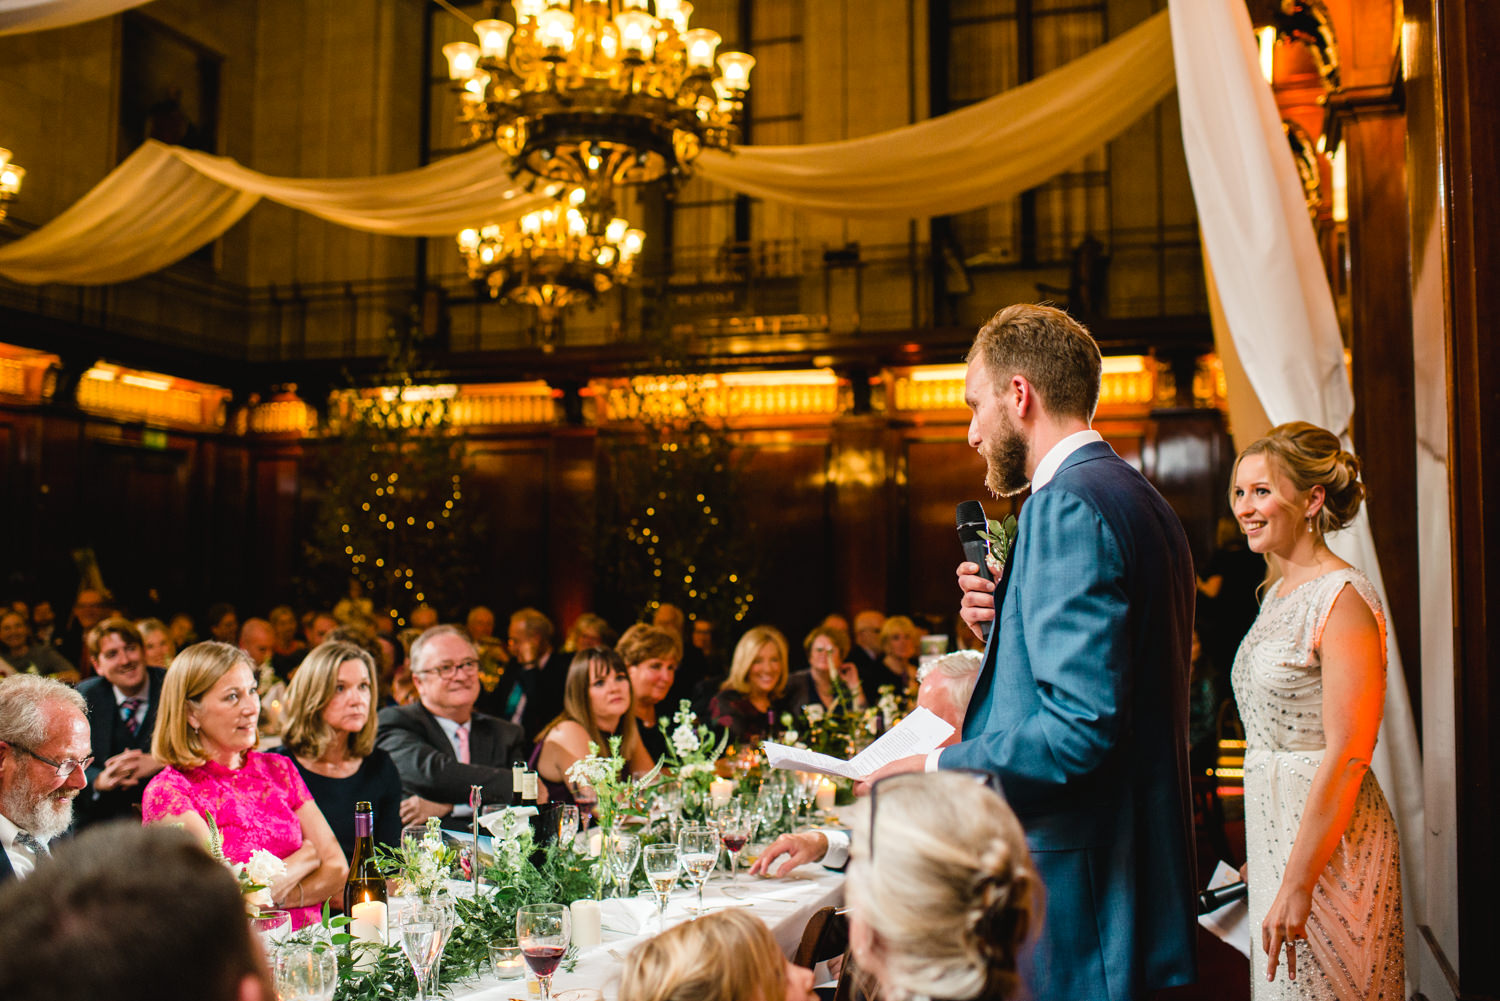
top-left (523, 945), bottom-right (567, 978)
top-left (722, 833), bottom-right (748, 853)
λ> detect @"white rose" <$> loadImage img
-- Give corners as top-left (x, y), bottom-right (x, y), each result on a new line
top-left (244, 850), bottom-right (287, 887)
top-left (803, 705), bottom-right (825, 723)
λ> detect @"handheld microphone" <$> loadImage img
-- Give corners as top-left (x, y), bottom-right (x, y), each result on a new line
top-left (956, 501), bottom-right (995, 642)
top-left (1197, 880), bottom-right (1248, 914)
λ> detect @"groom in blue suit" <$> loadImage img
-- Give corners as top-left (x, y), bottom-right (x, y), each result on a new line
top-left (868, 304), bottom-right (1198, 1000)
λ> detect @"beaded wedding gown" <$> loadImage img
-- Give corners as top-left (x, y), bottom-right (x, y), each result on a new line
top-left (1231, 568), bottom-right (1404, 1001)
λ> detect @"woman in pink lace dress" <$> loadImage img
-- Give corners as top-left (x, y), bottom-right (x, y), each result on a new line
top-left (143, 642), bottom-right (347, 929)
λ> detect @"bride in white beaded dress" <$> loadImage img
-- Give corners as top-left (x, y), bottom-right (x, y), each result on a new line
top-left (1229, 422), bottom-right (1403, 1000)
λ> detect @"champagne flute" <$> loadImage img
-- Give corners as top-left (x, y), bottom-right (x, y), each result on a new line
top-left (517, 903), bottom-right (572, 1001)
top-left (606, 831), bottom-right (642, 898)
top-left (557, 805), bottom-right (580, 849)
top-left (398, 902), bottom-right (450, 1001)
top-left (678, 825), bottom-right (719, 914)
top-left (642, 843), bottom-right (681, 932)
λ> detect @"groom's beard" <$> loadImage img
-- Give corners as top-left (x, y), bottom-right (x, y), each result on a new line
top-left (982, 415), bottom-right (1030, 498)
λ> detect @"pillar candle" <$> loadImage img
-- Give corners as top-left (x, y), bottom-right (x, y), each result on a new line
top-left (815, 779), bottom-right (836, 812)
top-left (709, 778), bottom-right (734, 806)
top-left (570, 899), bottom-right (602, 948)
top-left (349, 900), bottom-right (387, 945)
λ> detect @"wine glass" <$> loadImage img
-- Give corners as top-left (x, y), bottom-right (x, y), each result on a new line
top-left (756, 782), bottom-right (784, 835)
top-left (678, 825), bottom-right (719, 914)
top-left (516, 902), bottom-right (572, 1001)
top-left (398, 902), bottom-right (452, 1001)
top-left (715, 802), bottom-right (753, 885)
top-left (605, 831), bottom-right (642, 898)
top-left (251, 909), bottom-right (291, 957)
top-left (574, 785), bottom-right (599, 826)
top-left (557, 805), bottom-right (580, 849)
top-left (274, 939), bottom-right (339, 1001)
top-left (641, 843), bottom-right (681, 931)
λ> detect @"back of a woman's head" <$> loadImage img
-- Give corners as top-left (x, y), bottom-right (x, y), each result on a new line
top-left (620, 909), bottom-right (787, 1001)
top-left (848, 772), bottom-right (1041, 1001)
top-left (1235, 421), bottom-right (1365, 534)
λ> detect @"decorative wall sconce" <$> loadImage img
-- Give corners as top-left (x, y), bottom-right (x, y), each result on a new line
top-left (0, 147), bottom-right (26, 222)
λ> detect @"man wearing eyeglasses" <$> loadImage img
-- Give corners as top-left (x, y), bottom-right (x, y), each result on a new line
top-left (0, 674), bottom-right (92, 884)
top-left (377, 625), bottom-right (529, 829)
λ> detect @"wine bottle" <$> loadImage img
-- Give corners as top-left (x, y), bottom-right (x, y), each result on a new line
top-left (522, 769), bottom-right (539, 805)
top-left (512, 761), bottom-right (526, 806)
top-left (344, 801), bottom-right (387, 943)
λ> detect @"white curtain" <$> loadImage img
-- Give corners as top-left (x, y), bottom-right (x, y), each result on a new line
top-left (0, 141), bottom-right (553, 284)
top-left (694, 10), bottom-right (1173, 218)
top-left (0, 0), bottom-right (153, 35)
top-left (1169, 0), bottom-right (1426, 966)
top-left (0, 10), bottom-right (1173, 284)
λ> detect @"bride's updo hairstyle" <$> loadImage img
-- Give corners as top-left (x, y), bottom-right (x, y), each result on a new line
top-left (1234, 421), bottom-right (1365, 535)
top-left (846, 772), bottom-right (1041, 1001)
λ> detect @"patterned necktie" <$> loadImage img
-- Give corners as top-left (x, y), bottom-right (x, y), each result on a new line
top-left (120, 697), bottom-right (144, 736)
top-left (454, 723), bottom-right (471, 764)
top-left (14, 831), bottom-right (49, 859)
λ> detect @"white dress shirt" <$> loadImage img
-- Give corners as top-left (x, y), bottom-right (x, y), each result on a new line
top-left (0, 811), bottom-right (44, 881)
top-left (433, 714), bottom-right (474, 818)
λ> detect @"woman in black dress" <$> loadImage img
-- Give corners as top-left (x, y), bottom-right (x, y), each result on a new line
top-left (272, 640), bottom-right (403, 859)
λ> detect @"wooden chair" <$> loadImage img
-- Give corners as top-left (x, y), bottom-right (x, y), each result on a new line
top-left (794, 906), bottom-right (860, 1001)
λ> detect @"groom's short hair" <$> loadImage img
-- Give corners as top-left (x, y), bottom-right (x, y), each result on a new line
top-left (0, 822), bottom-right (270, 1001)
top-left (969, 303), bottom-right (1102, 422)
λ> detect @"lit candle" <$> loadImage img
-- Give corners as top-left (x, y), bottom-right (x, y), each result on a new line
top-left (570, 899), bottom-right (602, 948)
top-left (588, 829), bottom-right (603, 857)
top-left (709, 778), bottom-right (734, 806)
top-left (349, 900), bottom-right (387, 944)
top-left (815, 779), bottom-right (836, 812)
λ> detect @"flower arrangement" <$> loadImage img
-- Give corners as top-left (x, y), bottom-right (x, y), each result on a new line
top-left (783, 683), bottom-right (904, 758)
top-left (657, 700), bottom-right (730, 814)
top-left (204, 811), bottom-right (285, 913)
top-left (564, 735), bottom-right (665, 834)
top-left (376, 817), bottom-right (457, 901)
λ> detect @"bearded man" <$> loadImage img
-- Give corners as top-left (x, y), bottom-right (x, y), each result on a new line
top-left (864, 304), bottom-right (1198, 1001)
top-left (0, 674), bottom-right (91, 883)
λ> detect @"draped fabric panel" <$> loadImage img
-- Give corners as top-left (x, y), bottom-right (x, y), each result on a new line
top-left (0, 141), bottom-right (553, 284)
top-left (0, 0), bottom-right (153, 35)
top-left (693, 10), bottom-right (1173, 218)
top-left (1170, 0), bottom-right (1426, 968)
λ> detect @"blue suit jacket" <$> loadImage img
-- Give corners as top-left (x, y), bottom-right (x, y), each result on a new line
top-left (940, 440), bottom-right (1198, 1001)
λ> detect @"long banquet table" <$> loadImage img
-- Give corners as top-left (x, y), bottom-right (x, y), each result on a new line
top-left (449, 864), bottom-right (846, 1001)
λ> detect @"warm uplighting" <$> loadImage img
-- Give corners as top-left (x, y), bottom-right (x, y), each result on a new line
top-left (442, 2), bottom-right (754, 235)
top-left (0, 147), bottom-right (26, 222)
top-left (456, 187), bottom-right (645, 349)
top-left (1257, 26), bottom-right (1277, 84)
top-left (1330, 139), bottom-right (1348, 223)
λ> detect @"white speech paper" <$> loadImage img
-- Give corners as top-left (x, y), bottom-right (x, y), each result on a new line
top-left (762, 707), bottom-right (955, 780)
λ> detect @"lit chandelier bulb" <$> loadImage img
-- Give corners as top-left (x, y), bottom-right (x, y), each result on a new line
top-left (472, 19), bottom-right (514, 60)
top-left (681, 28), bottom-right (720, 71)
top-left (665, 1), bottom-right (692, 33)
top-left (622, 229), bottom-right (646, 257)
top-left (566, 208), bottom-right (587, 237)
top-left (441, 41), bottom-right (480, 80)
top-left (616, 10), bottom-right (657, 59)
top-left (536, 9), bottom-right (575, 54)
top-left (605, 217), bottom-right (629, 243)
top-left (514, 0), bottom-right (545, 20)
top-left (457, 228), bottom-right (480, 252)
top-left (717, 51), bottom-right (755, 92)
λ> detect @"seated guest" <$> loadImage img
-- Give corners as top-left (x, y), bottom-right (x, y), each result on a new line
top-left (206, 603), bottom-right (239, 644)
top-left (562, 612), bottom-right (617, 653)
top-left (848, 609), bottom-right (886, 691)
top-left (531, 648), bottom-right (653, 805)
top-left (0, 823), bottom-right (274, 1001)
top-left (0, 608), bottom-right (76, 679)
top-left (617, 624), bottom-right (681, 763)
top-left (168, 612), bottom-right (197, 650)
top-left (238, 618), bottom-right (275, 674)
top-left (377, 625), bottom-right (528, 828)
top-left (268, 604), bottom-right (308, 677)
top-left (874, 615), bottom-right (922, 695)
top-left (0, 675), bottom-right (90, 885)
top-left (486, 608), bottom-right (567, 742)
top-left (784, 624), bottom-right (867, 715)
top-left (143, 642), bottom-right (347, 929)
top-left (76, 618), bottom-right (167, 826)
top-left (620, 908), bottom-right (816, 1001)
top-left (270, 641), bottom-right (403, 858)
top-left (707, 626), bottom-right (793, 746)
top-left (845, 772), bottom-right (1039, 1001)
top-left (136, 617), bottom-right (177, 668)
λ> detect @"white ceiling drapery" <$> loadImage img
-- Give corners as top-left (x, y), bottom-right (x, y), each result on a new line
top-left (0, 0), bottom-right (153, 36)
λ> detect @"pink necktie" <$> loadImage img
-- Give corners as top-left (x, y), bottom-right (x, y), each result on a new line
top-left (455, 723), bottom-right (470, 764)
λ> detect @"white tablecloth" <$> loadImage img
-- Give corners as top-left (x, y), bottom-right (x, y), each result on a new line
top-left (450, 865), bottom-right (846, 1001)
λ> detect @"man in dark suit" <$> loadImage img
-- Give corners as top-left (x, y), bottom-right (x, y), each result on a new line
top-left (867, 304), bottom-right (1198, 1001)
top-left (0, 675), bottom-right (91, 885)
top-left (377, 625), bottom-right (527, 829)
top-left (480, 608), bottom-right (566, 743)
top-left (75, 619), bottom-right (167, 826)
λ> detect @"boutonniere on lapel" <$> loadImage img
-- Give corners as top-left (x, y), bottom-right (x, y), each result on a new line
top-left (977, 515), bottom-right (1018, 579)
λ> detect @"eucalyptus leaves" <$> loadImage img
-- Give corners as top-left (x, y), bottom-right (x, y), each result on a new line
top-left (977, 514), bottom-right (1019, 578)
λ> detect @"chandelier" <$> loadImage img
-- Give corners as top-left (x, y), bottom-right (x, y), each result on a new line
top-left (441, 0), bottom-right (754, 232)
top-left (0, 147), bottom-right (25, 223)
top-left (456, 186), bottom-right (646, 347)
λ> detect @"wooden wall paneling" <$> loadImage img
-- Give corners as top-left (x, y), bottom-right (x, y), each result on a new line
top-left (828, 416), bottom-right (893, 621)
top-left (251, 449), bottom-right (303, 613)
top-left (1138, 409), bottom-right (1231, 572)
top-left (210, 432), bottom-right (253, 614)
top-left (464, 440), bottom-right (551, 623)
top-left (731, 431), bottom-right (835, 649)
top-left (547, 428), bottom-right (599, 641)
top-left (83, 439), bottom-right (192, 613)
top-left (1436, 0), bottom-right (1500, 995)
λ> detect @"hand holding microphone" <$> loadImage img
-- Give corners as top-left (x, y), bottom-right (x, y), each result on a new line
top-left (956, 501), bottom-right (998, 642)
